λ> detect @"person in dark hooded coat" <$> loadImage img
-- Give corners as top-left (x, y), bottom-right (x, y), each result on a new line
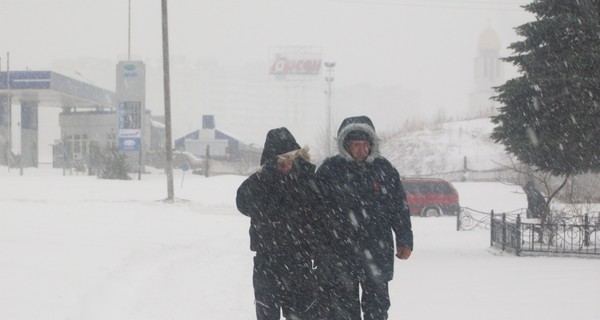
top-left (316, 116), bottom-right (413, 320)
top-left (523, 181), bottom-right (547, 221)
top-left (236, 127), bottom-right (324, 320)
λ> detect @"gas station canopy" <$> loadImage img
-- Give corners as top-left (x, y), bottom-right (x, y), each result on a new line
top-left (0, 71), bottom-right (115, 108)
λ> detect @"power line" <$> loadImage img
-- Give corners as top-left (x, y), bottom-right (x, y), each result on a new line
top-left (318, 0), bottom-right (527, 11)
top-left (405, 0), bottom-right (524, 5)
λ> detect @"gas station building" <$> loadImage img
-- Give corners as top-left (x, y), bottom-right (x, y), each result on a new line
top-left (0, 69), bottom-right (163, 170)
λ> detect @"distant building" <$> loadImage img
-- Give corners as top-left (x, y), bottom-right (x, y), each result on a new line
top-left (468, 26), bottom-right (506, 118)
top-left (174, 115), bottom-right (262, 172)
top-left (54, 108), bottom-right (164, 171)
top-left (0, 70), bottom-right (165, 171)
top-left (0, 71), bottom-right (116, 168)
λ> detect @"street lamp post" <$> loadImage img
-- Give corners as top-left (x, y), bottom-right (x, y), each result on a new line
top-left (324, 61), bottom-right (336, 156)
top-left (128, 0), bottom-right (132, 61)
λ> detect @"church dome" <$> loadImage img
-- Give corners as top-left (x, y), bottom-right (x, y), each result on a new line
top-left (477, 27), bottom-right (501, 51)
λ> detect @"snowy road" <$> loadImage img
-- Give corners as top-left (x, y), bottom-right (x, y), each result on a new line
top-left (1, 167), bottom-right (599, 320)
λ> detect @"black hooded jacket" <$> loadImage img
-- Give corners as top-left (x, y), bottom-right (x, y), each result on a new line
top-left (317, 116), bottom-right (413, 281)
top-left (236, 128), bottom-right (324, 259)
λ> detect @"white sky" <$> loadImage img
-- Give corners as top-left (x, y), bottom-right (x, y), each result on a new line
top-left (2, 0), bottom-right (536, 157)
top-left (2, 0), bottom-right (532, 107)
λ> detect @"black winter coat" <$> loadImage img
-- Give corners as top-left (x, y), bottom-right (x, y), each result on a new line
top-left (237, 156), bottom-right (324, 259)
top-left (317, 155), bottom-right (413, 282)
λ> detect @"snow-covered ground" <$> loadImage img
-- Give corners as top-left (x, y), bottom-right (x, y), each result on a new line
top-left (382, 118), bottom-right (511, 175)
top-left (1, 165), bottom-right (599, 320)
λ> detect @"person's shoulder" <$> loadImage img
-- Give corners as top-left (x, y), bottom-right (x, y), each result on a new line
top-left (239, 171), bottom-right (259, 187)
top-left (373, 156), bottom-right (402, 176)
top-left (316, 155), bottom-right (344, 175)
top-left (331, 154), bottom-right (348, 162)
top-left (373, 156), bottom-right (395, 168)
top-left (319, 155), bottom-right (346, 168)
top-left (244, 166), bottom-right (274, 183)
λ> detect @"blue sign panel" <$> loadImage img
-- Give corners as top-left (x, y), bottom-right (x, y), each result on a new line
top-left (0, 71), bottom-right (51, 90)
top-left (119, 137), bottom-right (140, 151)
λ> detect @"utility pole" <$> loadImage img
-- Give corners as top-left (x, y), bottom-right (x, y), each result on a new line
top-left (6, 52), bottom-right (12, 172)
top-left (324, 61), bottom-right (336, 156)
top-left (161, 0), bottom-right (174, 201)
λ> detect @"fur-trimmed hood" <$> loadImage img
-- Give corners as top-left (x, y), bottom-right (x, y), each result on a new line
top-left (336, 116), bottom-right (380, 163)
top-left (257, 147), bottom-right (311, 172)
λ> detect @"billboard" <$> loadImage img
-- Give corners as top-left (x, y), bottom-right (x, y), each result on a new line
top-left (118, 101), bottom-right (141, 151)
top-left (118, 101), bottom-right (142, 130)
top-left (269, 46), bottom-right (323, 80)
top-left (116, 61), bottom-right (145, 153)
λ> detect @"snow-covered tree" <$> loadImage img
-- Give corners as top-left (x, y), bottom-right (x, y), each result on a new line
top-left (491, 0), bottom-right (600, 199)
top-left (98, 145), bottom-right (131, 180)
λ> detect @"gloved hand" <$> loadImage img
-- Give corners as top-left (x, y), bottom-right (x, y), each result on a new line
top-left (396, 246), bottom-right (412, 260)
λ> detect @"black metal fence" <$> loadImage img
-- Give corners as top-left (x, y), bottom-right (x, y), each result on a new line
top-left (490, 212), bottom-right (600, 256)
top-left (456, 207), bottom-right (524, 231)
top-left (457, 208), bottom-right (600, 256)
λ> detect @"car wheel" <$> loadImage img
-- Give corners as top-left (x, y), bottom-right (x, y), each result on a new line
top-left (422, 206), bottom-right (441, 217)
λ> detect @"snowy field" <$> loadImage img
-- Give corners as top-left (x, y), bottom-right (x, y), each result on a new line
top-left (1, 165), bottom-right (599, 320)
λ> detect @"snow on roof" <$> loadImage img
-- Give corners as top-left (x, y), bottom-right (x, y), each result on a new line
top-left (151, 120), bottom-right (165, 128)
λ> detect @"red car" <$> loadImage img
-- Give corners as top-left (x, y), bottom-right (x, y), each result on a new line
top-left (401, 178), bottom-right (460, 217)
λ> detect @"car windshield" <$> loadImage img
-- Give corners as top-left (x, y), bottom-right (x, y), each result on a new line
top-left (403, 181), bottom-right (453, 194)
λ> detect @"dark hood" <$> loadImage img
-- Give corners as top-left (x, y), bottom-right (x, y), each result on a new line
top-left (336, 115), bottom-right (380, 163)
top-left (260, 127), bottom-right (301, 165)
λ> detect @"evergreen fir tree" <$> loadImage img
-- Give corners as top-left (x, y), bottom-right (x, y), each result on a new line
top-left (491, 0), bottom-right (600, 177)
top-left (98, 145), bottom-right (131, 180)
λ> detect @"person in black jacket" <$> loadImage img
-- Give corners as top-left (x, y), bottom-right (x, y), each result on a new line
top-left (316, 116), bottom-right (413, 320)
top-left (237, 127), bottom-right (323, 320)
top-left (523, 181), bottom-right (547, 221)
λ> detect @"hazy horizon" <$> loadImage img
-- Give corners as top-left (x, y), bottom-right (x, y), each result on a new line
top-left (2, 0), bottom-right (534, 158)
top-left (3, 0), bottom-right (532, 99)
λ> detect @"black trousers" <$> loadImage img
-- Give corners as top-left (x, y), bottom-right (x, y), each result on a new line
top-left (253, 254), bottom-right (319, 320)
top-left (317, 255), bottom-right (391, 320)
